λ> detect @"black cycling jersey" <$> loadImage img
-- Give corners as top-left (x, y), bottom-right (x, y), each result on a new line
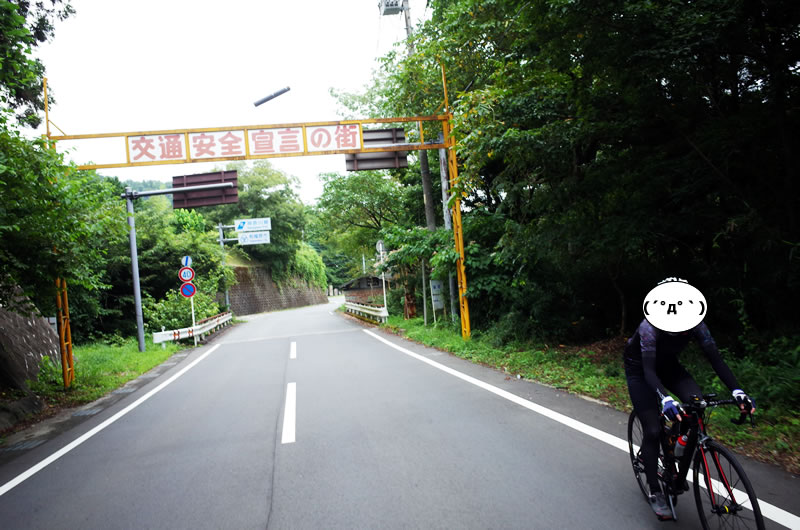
top-left (624, 320), bottom-right (740, 401)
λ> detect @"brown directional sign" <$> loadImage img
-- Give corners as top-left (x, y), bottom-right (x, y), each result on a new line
top-left (345, 128), bottom-right (408, 171)
top-left (172, 170), bottom-right (238, 209)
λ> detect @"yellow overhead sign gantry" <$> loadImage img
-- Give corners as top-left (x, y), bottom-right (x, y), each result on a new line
top-left (45, 90), bottom-right (471, 339)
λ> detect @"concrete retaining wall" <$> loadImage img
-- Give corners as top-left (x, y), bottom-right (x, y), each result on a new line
top-left (225, 266), bottom-right (328, 316)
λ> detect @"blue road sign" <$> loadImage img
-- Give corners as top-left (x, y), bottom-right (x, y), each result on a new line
top-left (180, 282), bottom-right (196, 298)
top-left (235, 217), bottom-right (271, 232)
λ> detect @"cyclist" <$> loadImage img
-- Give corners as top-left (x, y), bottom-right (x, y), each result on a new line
top-left (624, 305), bottom-right (754, 519)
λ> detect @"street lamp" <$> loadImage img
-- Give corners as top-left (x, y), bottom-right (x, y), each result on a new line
top-left (253, 86), bottom-right (290, 107)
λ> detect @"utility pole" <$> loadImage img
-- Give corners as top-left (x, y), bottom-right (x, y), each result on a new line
top-left (124, 187), bottom-right (146, 352)
top-left (217, 223), bottom-right (236, 308)
top-left (382, 0), bottom-right (437, 325)
top-left (439, 133), bottom-right (458, 320)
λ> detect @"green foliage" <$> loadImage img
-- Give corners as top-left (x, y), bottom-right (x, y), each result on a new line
top-left (0, 0), bottom-right (73, 127)
top-left (61, 190), bottom-right (233, 343)
top-left (0, 131), bottom-right (126, 315)
top-left (142, 284), bottom-right (220, 334)
top-left (202, 161), bottom-right (307, 280)
top-left (273, 241), bottom-right (327, 290)
top-left (682, 337), bottom-right (800, 411)
top-left (352, 0), bottom-right (800, 346)
top-left (173, 208), bottom-right (207, 234)
top-left (29, 337), bottom-right (182, 404)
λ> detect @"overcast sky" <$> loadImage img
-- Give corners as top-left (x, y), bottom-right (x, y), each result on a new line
top-left (32, 0), bottom-right (430, 204)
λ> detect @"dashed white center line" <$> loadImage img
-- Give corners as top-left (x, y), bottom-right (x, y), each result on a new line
top-left (290, 341), bottom-right (296, 359)
top-left (281, 382), bottom-right (296, 444)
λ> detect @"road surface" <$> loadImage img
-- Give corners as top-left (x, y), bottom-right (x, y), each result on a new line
top-left (1, 298), bottom-right (797, 529)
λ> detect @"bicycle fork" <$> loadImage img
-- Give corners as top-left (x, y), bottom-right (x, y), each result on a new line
top-left (698, 443), bottom-right (742, 515)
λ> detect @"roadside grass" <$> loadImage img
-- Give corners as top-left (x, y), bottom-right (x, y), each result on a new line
top-left (382, 315), bottom-right (799, 475)
top-left (28, 338), bottom-right (185, 406)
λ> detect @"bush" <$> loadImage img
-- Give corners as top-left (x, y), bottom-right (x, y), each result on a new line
top-left (143, 289), bottom-right (220, 332)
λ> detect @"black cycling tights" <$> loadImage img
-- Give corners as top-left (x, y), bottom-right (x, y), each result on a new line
top-left (626, 364), bottom-right (702, 491)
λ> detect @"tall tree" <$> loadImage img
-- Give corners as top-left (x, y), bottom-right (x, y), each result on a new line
top-left (367, 0), bottom-right (800, 342)
top-left (0, 0), bottom-right (73, 127)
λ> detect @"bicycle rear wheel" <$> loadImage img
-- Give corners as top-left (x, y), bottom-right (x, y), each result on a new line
top-left (627, 411), bottom-right (666, 500)
top-left (693, 440), bottom-right (765, 530)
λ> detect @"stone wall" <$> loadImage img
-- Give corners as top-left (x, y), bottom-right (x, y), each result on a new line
top-left (0, 295), bottom-right (60, 392)
top-left (226, 266), bottom-right (328, 316)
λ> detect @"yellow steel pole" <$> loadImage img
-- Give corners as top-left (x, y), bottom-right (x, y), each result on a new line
top-left (442, 119), bottom-right (471, 338)
top-left (55, 278), bottom-right (75, 387)
top-left (44, 79), bottom-right (75, 386)
top-left (439, 62), bottom-right (471, 339)
top-left (43, 77), bottom-right (51, 139)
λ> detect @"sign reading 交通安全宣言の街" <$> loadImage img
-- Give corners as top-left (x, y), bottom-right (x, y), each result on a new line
top-left (126, 124), bottom-right (364, 165)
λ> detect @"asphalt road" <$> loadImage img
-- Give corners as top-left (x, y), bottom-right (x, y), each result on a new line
top-left (0, 298), bottom-right (797, 529)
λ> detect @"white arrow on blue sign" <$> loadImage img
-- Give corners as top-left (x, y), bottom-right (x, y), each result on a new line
top-left (238, 231), bottom-right (271, 245)
top-left (235, 218), bottom-right (271, 232)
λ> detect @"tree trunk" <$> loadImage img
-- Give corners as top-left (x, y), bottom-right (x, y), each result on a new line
top-left (420, 150), bottom-right (437, 231)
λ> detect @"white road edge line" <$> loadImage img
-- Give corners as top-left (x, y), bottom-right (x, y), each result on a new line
top-left (0, 344), bottom-right (221, 498)
top-left (290, 341), bottom-right (297, 360)
top-left (281, 382), bottom-right (296, 444)
top-left (363, 329), bottom-right (799, 529)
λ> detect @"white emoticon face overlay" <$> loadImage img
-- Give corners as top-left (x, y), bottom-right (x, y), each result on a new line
top-left (642, 279), bottom-right (707, 333)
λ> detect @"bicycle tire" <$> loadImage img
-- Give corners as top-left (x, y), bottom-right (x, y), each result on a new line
top-left (693, 439), bottom-right (765, 530)
top-left (627, 411), bottom-right (668, 500)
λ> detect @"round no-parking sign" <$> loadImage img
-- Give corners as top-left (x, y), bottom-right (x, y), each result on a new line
top-left (180, 282), bottom-right (196, 298)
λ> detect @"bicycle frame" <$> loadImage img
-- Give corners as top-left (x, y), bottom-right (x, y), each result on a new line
top-left (662, 396), bottom-right (752, 513)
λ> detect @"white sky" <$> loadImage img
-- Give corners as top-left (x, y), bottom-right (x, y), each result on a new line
top-left (32, 0), bottom-right (430, 204)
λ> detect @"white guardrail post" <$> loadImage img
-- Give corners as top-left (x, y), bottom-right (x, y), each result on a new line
top-left (152, 312), bottom-right (233, 344)
top-left (344, 302), bottom-right (389, 323)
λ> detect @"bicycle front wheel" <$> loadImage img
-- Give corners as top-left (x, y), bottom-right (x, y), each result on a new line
top-left (693, 440), bottom-right (765, 530)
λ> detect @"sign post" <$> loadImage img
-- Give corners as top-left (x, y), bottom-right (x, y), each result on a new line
top-left (179, 272), bottom-right (197, 346)
top-left (376, 240), bottom-right (388, 313)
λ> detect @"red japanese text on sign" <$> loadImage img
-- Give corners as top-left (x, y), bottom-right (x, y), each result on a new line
top-left (219, 132), bottom-right (244, 156)
top-left (278, 128), bottom-right (302, 153)
top-left (159, 134), bottom-right (185, 159)
top-left (126, 123), bottom-right (368, 164)
top-left (306, 125), bottom-right (363, 153)
top-left (335, 125), bottom-right (359, 148)
top-left (188, 131), bottom-right (245, 160)
top-left (130, 136), bottom-right (157, 160)
top-left (250, 130), bottom-right (275, 154)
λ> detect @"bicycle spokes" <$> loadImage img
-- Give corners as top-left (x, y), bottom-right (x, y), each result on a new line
top-left (694, 441), bottom-right (764, 529)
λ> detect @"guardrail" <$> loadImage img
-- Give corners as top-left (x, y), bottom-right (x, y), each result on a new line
top-left (344, 302), bottom-right (388, 323)
top-left (152, 311), bottom-right (233, 344)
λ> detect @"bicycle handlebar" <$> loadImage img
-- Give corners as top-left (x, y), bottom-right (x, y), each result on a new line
top-left (679, 395), bottom-right (755, 426)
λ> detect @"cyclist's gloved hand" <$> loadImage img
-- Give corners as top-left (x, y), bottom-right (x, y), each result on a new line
top-left (732, 389), bottom-right (755, 413)
top-left (661, 396), bottom-right (684, 422)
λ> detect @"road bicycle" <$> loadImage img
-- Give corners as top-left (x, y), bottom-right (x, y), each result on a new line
top-left (627, 394), bottom-right (765, 529)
